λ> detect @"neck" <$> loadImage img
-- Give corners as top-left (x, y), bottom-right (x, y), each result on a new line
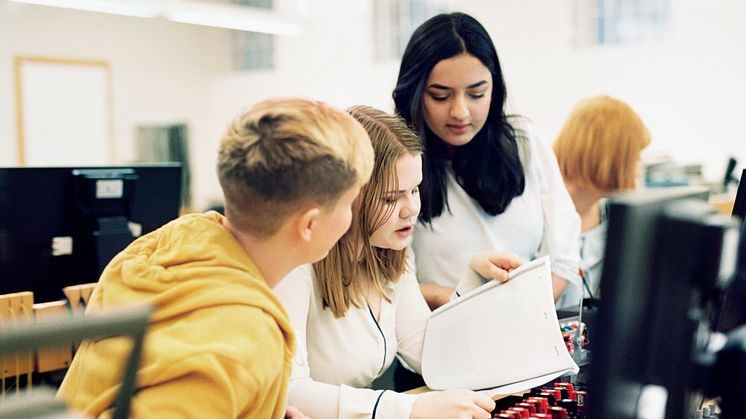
top-left (566, 183), bottom-right (604, 233)
top-left (222, 219), bottom-right (299, 288)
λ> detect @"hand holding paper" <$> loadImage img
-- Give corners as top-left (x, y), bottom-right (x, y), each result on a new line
top-left (421, 256), bottom-right (579, 397)
top-left (468, 251), bottom-right (524, 283)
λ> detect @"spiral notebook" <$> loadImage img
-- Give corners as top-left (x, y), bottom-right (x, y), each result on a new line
top-left (421, 256), bottom-right (579, 397)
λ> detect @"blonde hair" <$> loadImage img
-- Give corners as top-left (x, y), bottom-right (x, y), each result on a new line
top-left (218, 98), bottom-right (374, 237)
top-left (554, 95), bottom-right (651, 192)
top-left (314, 105), bottom-right (423, 318)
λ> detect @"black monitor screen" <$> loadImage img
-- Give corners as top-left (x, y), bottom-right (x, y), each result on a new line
top-left (0, 164), bottom-right (181, 302)
top-left (713, 168), bottom-right (746, 334)
top-left (715, 218), bottom-right (746, 334)
top-left (587, 186), bottom-right (723, 418)
top-left (732, 168), bottom-right (746, 220)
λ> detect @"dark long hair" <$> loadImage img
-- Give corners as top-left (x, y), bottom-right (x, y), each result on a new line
top-left (393, 12), bottom-right (525, 222)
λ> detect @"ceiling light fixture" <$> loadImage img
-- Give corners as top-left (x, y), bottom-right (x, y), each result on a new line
top-left (10, 0), bottom-right (158, 18)
top-left (166, 1), bottom-right (303, 36)
top-left (9, 0), bottom-right (304, 36)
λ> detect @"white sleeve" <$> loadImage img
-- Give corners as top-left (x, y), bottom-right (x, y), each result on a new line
top-left (530, 130), bottom-right (582, 285)
top-left (274, 265), bottom-right (421, 419)
top-left (394, 268), bottom-right (431, 374)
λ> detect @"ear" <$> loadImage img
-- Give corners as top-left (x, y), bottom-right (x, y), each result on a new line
top-left (296, 206), bottom-right (321, 243)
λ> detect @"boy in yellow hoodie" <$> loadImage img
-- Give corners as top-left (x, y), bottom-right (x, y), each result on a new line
top-left (57, 98), bottom-right (374, 419)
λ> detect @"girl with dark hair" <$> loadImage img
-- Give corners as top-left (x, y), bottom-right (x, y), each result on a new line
top-left (393, 12), bottom-right (581, 309)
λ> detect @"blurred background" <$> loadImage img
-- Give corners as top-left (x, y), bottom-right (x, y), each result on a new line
top-left (2, 0), bottom-right (744, 211)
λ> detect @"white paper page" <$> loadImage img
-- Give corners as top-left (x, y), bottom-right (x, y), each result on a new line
top-left (421, 256), bottom-right (579, 392)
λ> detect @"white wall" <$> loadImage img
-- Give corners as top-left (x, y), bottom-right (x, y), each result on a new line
top-left (460, 0), bottom-right (746, 182)
top-left (1, 1), bottom-right (218, 204)
top-left (201, 0), bottom-right (401, 207)
top-left (3, 0), bottom-right (745, 210)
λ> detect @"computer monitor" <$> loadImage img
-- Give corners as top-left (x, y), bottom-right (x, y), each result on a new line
top-left (587, 186), bottom-right (742, 418)
top-left (710, 169), bottom-right (746, 334)
top-left (715, 217), bottom-right (746, 334)
top-left (0, 164), bottom-right (181, 302)
top-left (732, 168), bottom-right (746, 220)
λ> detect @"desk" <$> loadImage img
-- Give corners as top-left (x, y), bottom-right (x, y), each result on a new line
top-left (404, 385), bottom-right (582, 417)
top-left (709, 195), bottom-right (735, 215)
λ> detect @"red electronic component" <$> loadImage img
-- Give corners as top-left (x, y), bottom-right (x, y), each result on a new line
top-left (554, 382), bottom-right (576, 400)
top-left (549, 406), bottom-right (568, 419)
top-left (528, 397), bottom-right (549, 413)
top-left (492, 381), bottom-right (588, 418)
top-left (539, 391), bottom-right (557, 406)
top-left (508, 407), bottom-right (530, 418)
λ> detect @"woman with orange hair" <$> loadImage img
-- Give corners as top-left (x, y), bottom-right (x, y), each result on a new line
top-left (553, 95), bottom-right (651, 307)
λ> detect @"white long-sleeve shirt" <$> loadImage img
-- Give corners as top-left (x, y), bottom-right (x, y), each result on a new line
top-left (555, 200), bottom-right (608, 308)
top-left (273, 264), bottom-right (431, 419)
top-left (411, 123), bottom-right (582, 295)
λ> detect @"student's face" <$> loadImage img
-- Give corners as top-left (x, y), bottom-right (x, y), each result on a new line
top-left (422, 53), bottom-right (493, 147)
top-left (309, 181), bottom-right (361, 263)
top-left (369, 153), bottom-right (422, 250)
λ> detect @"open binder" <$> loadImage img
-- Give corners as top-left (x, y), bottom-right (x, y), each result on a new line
top-left (421, 256), bottom-right (579, 396)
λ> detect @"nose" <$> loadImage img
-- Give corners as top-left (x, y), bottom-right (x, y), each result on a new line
top-left (449, 94), bottom-right (469, 121)
top-left (400, 192), bottom-right (421, 220)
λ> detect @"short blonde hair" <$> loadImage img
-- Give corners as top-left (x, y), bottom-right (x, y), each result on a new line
top-left (315, 105), bottom-right (423, 318)
top-left (218, 98), bottom-right (374, 237)
top-left (554, 95), bottom-right (651, 192)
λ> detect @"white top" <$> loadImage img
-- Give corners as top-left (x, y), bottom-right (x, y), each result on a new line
top-left (555, 200), bottom-right (608, 308)
top-left (274, 264), bottom-right (431, 419)
top-left (411, 124), bottom-right (581, 293)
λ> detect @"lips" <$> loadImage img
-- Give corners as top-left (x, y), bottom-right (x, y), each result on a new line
top-left (395, 225), bottom-right (413, 238)
top-left (446, 124), bottom-right (470, 134)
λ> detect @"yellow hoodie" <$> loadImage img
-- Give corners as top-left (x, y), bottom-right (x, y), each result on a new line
top-left (58, 212), bottom-right (294, 419)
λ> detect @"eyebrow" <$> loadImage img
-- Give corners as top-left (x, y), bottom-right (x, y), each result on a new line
top-left (384, 186), bottom-right (416, 196)
top-left (428, 80), bottom-right (489, 90)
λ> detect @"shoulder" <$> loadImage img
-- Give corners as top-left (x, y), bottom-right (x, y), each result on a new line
top-left (205, 304), bottom-right (288, 346)
top-left (599, 198), bottom-right (610, 220)
top-left (154, 304), bottom-right (288, 374)
top-left (282, 264), bottom-right (315, 283)
top-left (276, 264), bottom-right (315, 292)
top-left (240, 308), bottom-right (289, 357)
top-left (273, 264), bottom-right (316, 306)
top-left (507, 116), bottom-right (557, 170)
top-left (163, 326), bottom-right (286, 389)
top-left (222, 306), bottom-right (290, 377)
top-left (505, 115), bottom-right (538, 171)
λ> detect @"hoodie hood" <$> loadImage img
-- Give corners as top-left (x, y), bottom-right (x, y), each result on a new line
top-left (92, 211), bottom-right (288, 327)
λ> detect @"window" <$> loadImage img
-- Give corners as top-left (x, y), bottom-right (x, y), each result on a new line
top-left (373, 0), bottom-right (445, 61)
top-left (233, 0), bottom-right (272, 7)
top-left (574, 0), bottom-right (669, 47)
top-left (231, 31), bottom-right (274, 70)
top-left (230, 0), bottom-right (275, 70)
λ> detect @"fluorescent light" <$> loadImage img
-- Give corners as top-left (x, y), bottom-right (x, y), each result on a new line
top-left (10, 0), bottom-right (157, 18)
top-left (166, 4), bottom-right (303, 37)
top-left (9, 0), bottom-right (304, 36)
